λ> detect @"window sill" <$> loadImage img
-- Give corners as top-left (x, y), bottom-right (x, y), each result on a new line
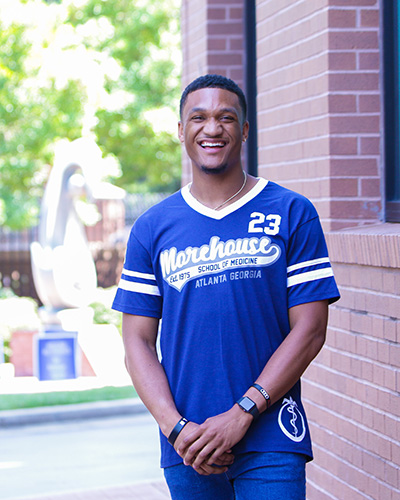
top-left (325, 223), bottom-right (400, 269)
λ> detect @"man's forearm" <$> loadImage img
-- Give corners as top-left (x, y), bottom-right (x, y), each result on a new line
top-left (122, 314), bottom-right (181, 437)
top-left (245, 300), bottom-right (329, 413)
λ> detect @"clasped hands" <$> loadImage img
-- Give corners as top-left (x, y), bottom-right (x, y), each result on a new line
top-left (173, 405), bottom-right (253, 476)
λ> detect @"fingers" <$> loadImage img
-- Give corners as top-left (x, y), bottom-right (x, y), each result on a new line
top-left (175, 428), bottom-right (234, 474)
top-left (195, 463), bottom-right (229, 475)
top-left (184, 440), bottom-right (234, 470)
top-left (179, 434), bottom-right (210, 466)
top-left (194, 451), bottom-right (233, 470)
top-left (208, 451), bottom-right (234, 466)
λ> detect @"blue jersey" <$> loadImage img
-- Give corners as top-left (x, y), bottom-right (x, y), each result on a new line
top-left (112, 178), bottom-right (340, 468)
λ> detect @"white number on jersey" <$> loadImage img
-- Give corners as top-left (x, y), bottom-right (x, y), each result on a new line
top-left (248, 212), bottom-right (282, 236)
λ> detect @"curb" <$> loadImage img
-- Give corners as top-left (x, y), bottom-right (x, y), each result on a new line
top-left (0, 398), bottom-right (148, 428)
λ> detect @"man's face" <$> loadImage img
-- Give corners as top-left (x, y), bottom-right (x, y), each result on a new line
top-left (178, 87), bottom-right (249, 174)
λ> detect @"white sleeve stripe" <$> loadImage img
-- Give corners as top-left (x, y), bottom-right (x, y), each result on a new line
top-left (118, 278), bottom-right (161, 296)
top-left (122, 268), bottom-right (156, 281)
top-left (287, 257), bottom-right (330, 273)
top-left (287, 268), bottom-right (334, 288)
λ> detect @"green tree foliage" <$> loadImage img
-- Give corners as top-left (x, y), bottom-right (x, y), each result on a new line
top-left (66, 0), bottom-right (181, 193)
top-left (0, 20), bottom-right (85, 229)
top-left (0, 0), bottom-right (181, 230)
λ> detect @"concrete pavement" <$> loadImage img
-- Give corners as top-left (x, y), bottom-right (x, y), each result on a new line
top-left (9, 481), bottom-right (171, 500)
top-left (0, 376), bottom-right (171, 499)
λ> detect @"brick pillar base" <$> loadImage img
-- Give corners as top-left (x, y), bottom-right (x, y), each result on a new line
top-left (9, 330), bottom-right (37, 377)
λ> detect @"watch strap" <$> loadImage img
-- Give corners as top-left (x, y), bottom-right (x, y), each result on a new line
top-left (168, 417), bottom-right (189, 446)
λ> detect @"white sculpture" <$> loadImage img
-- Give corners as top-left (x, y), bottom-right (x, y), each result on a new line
top-left (30, 139), bottom-right (129, 382)
top-left (31, 139), bottom-right (104, 320)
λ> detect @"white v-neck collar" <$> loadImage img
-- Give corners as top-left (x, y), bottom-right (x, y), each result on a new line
top-left (181, 178), bottom-right (269, 220)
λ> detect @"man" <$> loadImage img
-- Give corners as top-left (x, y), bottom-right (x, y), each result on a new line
top-left (112, 74), bottom-right (340, 499)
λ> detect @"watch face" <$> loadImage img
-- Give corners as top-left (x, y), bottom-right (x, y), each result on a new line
top-left (240, 397), bottom-right (255, 411)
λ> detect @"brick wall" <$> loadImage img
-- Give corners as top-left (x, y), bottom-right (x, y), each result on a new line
top-left (305, 226), bottom-right (400, 500)
top-left (257, 1), bottom-right (331, 225)
top-left (328, 0), bottom-right (381, 230)
top-left (181, 0), bottom-right (245, 94)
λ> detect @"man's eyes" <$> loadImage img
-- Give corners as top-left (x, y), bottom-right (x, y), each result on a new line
top-left (190, 115), bottom-right (235, 122)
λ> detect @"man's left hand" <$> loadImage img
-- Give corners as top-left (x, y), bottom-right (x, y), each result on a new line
top-left (176, 404), bottom-right (253, 474)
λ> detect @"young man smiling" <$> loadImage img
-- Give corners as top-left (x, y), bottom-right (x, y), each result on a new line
top-left (112, 74), bottom-right (340, 499)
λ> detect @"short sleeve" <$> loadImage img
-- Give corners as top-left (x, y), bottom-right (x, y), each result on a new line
top-left (112, 226), bottom-right (163, 319)
top-left (286, 216), bottom-right (340, 308)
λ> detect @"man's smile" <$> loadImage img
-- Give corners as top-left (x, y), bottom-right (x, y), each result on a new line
top-left (199, 140), bottom-right (226, 149)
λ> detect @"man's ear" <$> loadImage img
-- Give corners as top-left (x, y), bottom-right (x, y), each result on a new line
top-left (178, 121), bottom-right (184, 143)
top-left (242, 120), bottom-right (249, 142)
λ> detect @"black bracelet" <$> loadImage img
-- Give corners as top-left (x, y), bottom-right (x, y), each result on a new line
top-left (168, 417), bottom-right (189, 446)
top-left (252, 383), bottom-right (271, 409)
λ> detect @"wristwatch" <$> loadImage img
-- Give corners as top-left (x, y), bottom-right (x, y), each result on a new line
top-left (236, 396), bottom-right (259, 420)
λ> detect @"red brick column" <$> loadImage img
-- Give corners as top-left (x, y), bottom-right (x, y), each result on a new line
top-left (256, 2), bottom-right (332, 225)
top-left (328, 2), bottom-right (381, 229)
top-left (256, 0), bottom-right (381, 231)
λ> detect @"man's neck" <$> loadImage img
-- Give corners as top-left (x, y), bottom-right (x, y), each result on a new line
top-left (189, 168), bottom-right (257, 211)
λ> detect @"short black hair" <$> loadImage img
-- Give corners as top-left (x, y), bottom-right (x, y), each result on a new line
top-left (179, 74), bottom-right (247, 122)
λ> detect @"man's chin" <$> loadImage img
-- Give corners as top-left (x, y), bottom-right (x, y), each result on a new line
top-left (200, 164), bottom-right (228, 175)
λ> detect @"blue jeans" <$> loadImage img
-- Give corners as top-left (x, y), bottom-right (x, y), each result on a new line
top-left (164, 452), bottom-right (307, 500)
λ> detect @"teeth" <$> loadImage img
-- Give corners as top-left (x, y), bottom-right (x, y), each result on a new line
top-left (201, 142), bottom-right (224, 148)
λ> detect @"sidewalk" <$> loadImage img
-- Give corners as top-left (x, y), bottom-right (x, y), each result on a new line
top-left (10, 481), bottom-right (171, 500)
top-left (0, 375), bottom-right (171, 500)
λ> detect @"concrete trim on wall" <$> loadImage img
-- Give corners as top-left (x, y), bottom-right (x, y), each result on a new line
top-left (326, 224), bottom-right (400, 268)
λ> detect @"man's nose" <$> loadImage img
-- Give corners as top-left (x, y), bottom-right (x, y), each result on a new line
top-left (203, 118), bottom-right (222, 135)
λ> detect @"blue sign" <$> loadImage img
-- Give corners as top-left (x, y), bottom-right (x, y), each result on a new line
top-left (34, 332), bottom-right (79, 381)
top-left (0, 334), bottom-right (4, 364)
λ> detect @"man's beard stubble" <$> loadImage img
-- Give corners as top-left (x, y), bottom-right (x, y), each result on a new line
top-left (200, 163), bottom-right (228, 175)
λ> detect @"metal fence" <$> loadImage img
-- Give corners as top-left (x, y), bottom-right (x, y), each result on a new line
top-left (0, 193), bottom-right (170, 302)
top-left (0, 227), bottom-right (40, 300)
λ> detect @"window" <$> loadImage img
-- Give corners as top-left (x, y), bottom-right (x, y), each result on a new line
top-left (384, 1), bottom-right (400, 221)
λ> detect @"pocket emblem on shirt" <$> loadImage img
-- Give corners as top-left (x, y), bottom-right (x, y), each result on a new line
top-left (278, 396), bottom-right (306, 442)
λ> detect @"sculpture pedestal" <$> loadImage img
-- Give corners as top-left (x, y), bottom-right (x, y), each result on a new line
top-left (9, 308), bottom-right (129, 384)
top-left (34, 330), bottom-right (79, 381)
top-left (78, 324), bottom-right (130, 385)
top-left (9, 328), bottom-right (95, 379)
